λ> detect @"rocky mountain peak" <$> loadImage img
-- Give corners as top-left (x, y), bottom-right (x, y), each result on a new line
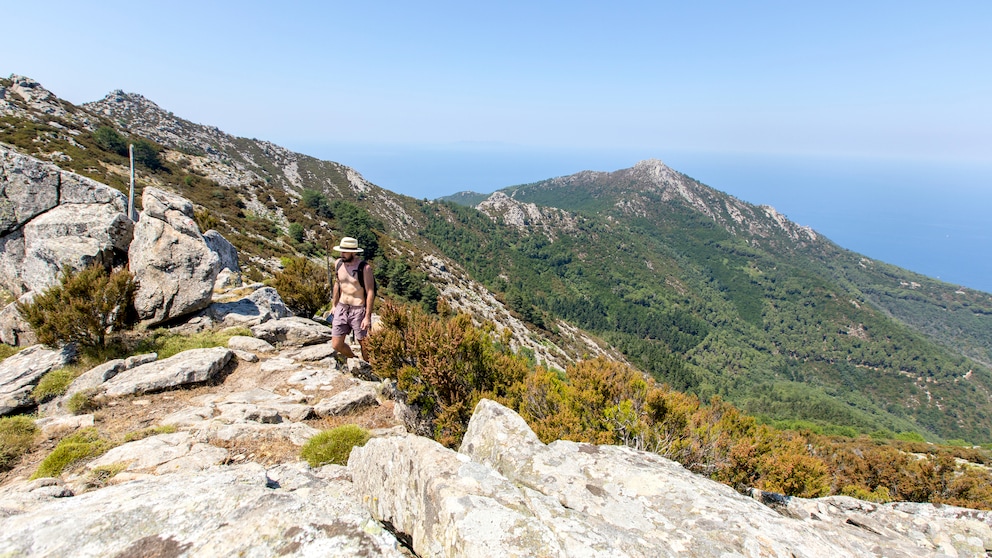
top-left (1, 75), bottom-right (70, 120)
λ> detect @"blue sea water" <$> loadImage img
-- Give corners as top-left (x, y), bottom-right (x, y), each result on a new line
top-left (289, 142), bottom-right (992, 294)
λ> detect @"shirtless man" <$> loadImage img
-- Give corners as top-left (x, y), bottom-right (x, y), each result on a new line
top-left (330, 237), bottom-right (375, 360)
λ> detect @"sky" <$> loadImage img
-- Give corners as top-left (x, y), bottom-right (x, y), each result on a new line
top-left (4, 1), bottom-right (992, 290)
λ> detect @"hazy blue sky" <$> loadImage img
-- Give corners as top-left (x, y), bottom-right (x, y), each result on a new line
top-left (5, 1), bottom-right (992, 290)
top-left (5, 1), bottom-right (990, 162)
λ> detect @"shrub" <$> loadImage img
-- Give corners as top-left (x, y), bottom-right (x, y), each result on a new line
top-left (300, 424), bottom-right (371, 467)
top-left (270, 256), bottom-right (331, 318)
top-left (17, 264), bottom-right (136, 349)
top-left (131, 139), bottom-right (163, 170)
top-left (0, 415), bottom-right (37, 471)
top-left (93, 126), bottom-right (128, 156)
top-left (31, 427), bottom-right (110, 479)
top-left (31, 366), bottom-right (81, 403)
top-left (66, 390), bottom-right (101, 415)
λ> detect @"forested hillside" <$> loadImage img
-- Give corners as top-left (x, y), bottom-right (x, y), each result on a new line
top-left (4, 74), bottom-right (991, 444)
top-left (439, 161), bottom-right (992, 443)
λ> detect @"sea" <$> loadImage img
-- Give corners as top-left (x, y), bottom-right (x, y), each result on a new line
top-left (288, 142), bottom-right (992, 294)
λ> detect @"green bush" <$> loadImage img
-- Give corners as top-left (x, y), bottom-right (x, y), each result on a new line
top-left (300, 424), bottom-right (371, 467)
top-left (0, 415), bottom-right (37, 471)
top-left (17, 264), bottom-right (136, 348)
top-left (270, 256), bottom-right (331, 318)
top-left (31, 366), bottom-right (81, 403)
top-left (31, 428), bottom-right (110, 479)
top-left (93, 126), bottom-right (128, 156)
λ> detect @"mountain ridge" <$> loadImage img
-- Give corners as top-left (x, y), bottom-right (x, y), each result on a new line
top-left (3, 73), bottom-right (991, 442)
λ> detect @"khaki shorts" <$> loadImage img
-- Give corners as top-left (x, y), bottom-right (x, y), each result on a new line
top-left (332, 303), bottom-right (368, 340)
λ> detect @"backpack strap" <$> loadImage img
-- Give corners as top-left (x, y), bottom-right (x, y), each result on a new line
top-left (335, 258), bottom-right (368, 291)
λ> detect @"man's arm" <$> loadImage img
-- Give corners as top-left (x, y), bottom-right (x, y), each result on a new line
top-left (361, 263), bottom-right (375, 329)
top-left (331, 258), bottom-right (341, 308)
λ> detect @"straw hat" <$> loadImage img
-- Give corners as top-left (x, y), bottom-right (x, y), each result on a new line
top-left (333, 237), bottom-right (364, 253)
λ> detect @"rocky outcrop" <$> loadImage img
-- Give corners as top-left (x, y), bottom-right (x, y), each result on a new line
top-left (129, 187), bottom-right (220, 326)
top-left (0, 344), bottom-right (75, 415)
top-left (0, 145), bottom-right (132, 296)
top-left (0, 462), bottom-right (405, 557)
top-left (350, 399), bottom-right (992, 558)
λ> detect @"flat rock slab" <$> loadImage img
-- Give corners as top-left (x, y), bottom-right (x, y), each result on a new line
top-left (251, 317), bottom-right (333, 347)
top-left (87, 431), bottom-right (228, 475)
top-left (314, 384), bottom-right (380, 417)
top-left (101, 347), bottom-right (233, 397)
top-left (0, 462), bottom-right (405, 557)
top-left (0, 344), bottom-right (75, 415)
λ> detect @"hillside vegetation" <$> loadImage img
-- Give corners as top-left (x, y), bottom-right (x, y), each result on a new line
top-left (3, 74), bottom-right (991, 446)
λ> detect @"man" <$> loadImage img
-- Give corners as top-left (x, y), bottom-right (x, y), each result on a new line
top-left (330, 236), bottom-right (375, 360)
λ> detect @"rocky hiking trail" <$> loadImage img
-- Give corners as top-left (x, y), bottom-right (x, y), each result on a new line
top-left (3, 324), bottom-right (992, 557)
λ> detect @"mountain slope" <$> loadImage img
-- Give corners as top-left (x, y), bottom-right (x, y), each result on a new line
top-left (3, 74), bottom-right (991, 442)
top-left (438, 160), bottom-right (992, 442)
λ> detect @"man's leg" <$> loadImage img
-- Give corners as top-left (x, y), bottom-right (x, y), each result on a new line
top-left (332, 335), bottom-right (356, 359)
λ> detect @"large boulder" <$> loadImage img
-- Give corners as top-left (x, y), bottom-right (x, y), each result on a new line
top-left (205, 286), bottom-right (291, 328)
top-left (349, 399), bottom-right (992, 558)
top-left (21, 203), bottom-right (133, 293)
top-left (129, 187), bottom-right (220, 326)
top-left (100, 347), bottom-right (233, 397)
top-left (0, 146), bottom-right (131, 296)
top-left (250, 317), bottom-right (333, 347)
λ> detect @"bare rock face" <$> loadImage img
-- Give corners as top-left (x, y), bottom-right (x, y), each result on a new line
top-left (0, 344), bottom-right (75, 416)
top-left (0, 145), bottom-right (131, 297)
top-left (129, 187), bottom-right (220, 326)
top-left (203, 229), bottom-right (239, 273)
top-left (349, 399), bottom-right (992, 558)
top-left (0, 462), bottom-right (405, 557)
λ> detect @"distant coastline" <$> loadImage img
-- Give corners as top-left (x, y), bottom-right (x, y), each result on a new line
top-left (289, 141), bottom-right (992, 294)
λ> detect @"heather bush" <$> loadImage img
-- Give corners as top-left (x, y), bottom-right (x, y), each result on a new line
top-left (301, 424), bottom-right (371, 467)
top-left (270, 256), bottom-right (331, 318)
top-left (0, 415), bottom-right (37, 471)
top-left (367, 301), bottom-right (529, 446)
top-left (17, 264), bottom-right (136, 349)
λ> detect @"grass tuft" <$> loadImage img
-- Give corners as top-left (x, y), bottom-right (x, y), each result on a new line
top-left (31, 427), bottom-right (110, 479)
top-left (300, 424), bottom-right (371, 467)
top-left (0, 415), bottom-right (38, 471)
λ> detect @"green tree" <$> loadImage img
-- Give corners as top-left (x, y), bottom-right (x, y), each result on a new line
top-left (131, 139), bottom-right (163, 170)
top-left (92, 126), bottom-right (128, 156)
